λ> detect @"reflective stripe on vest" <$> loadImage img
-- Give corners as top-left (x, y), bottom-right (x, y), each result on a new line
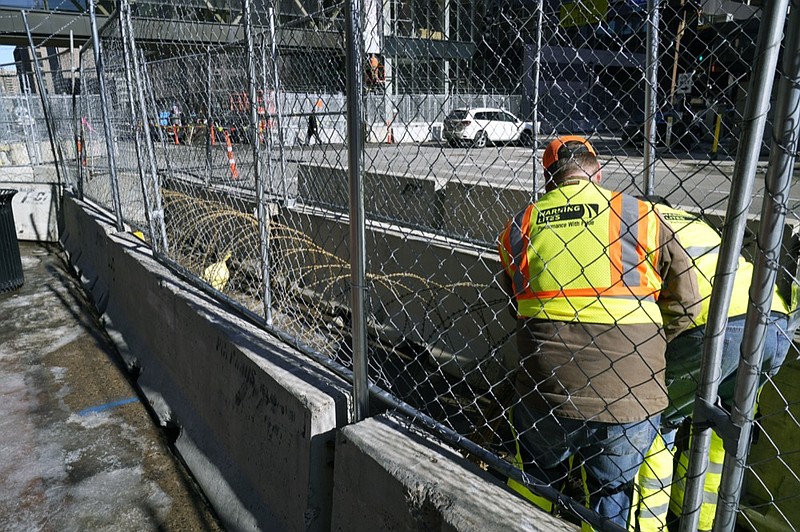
top-left (506, 408), bottom-right (597, 530)
top-left (505, 407), bottom-right (555, 512)
top-left (634, 432), bottom-right (674, 532)
top-left (670, 428), bottom-right (725, 531)
top-left (499, 183), bottom-right (663, 325)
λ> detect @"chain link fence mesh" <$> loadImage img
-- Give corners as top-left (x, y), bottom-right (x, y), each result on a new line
top-left (7, 0), bottom-right (800, 529)
top-left (0, 64), bottom-right (43, 172)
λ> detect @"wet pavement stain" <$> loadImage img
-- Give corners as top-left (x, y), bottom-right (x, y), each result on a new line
top-left (0, 243), bottom-right (223, 532)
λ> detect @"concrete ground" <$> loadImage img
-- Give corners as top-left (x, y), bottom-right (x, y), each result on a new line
top-left (0, 242), bottom-right (223, 532)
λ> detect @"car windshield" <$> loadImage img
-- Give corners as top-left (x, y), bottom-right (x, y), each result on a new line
top-left (446, 110), bottom-right (469, 120)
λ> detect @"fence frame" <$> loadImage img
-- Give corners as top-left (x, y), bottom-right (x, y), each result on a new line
top-left (713, 1), bottom-right (800, 528)
top-left (677, 0), bottom-right (791, 528)
top-left (33, 0), bottom-right (800, 529)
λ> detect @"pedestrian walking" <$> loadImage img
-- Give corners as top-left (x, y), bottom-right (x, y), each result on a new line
top-left (307, 109), bottom-right (322, 145)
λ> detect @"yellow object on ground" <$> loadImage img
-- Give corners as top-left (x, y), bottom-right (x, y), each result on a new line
top-left (132, 230), bottom-right (145, 241)
top-left (202, 251), bottom-right (232, 291)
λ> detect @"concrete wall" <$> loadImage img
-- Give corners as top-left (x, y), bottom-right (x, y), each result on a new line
top-left (1, 182), bottom-right (59, 241)
top-left (58, 194), bottom-right (563, 532)
top-left (298, 164), bottom-right (533, 245)
top-left (278, 205), bottom-right (519, 388)
top-left (331, 414), bottom-right (576, 532)
top-left (60, 195), bottom-right (349, 532)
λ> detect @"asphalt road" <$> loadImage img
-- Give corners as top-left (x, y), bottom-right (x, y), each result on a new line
top-left (77, 135), bottom-right (800, 223)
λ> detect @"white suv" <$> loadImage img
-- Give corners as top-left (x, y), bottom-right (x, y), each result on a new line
top-left (443, 107), bottom-right (534, 148)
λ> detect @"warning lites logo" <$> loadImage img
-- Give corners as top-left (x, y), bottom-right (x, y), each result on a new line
top-left (536, 204), bottom-right (600, 224)
top-left (662, 212), bottom-right (697, 223)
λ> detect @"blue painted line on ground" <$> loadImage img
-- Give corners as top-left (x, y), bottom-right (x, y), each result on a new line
top-left (78, 397), bottom-right (139, 416)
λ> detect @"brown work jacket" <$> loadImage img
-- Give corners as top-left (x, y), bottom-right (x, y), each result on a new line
top-left (502, 206), bottom-right (700, 423)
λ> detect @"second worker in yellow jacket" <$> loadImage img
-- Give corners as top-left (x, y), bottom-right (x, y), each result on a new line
top-left (633, 197), bottom-right (793, 532)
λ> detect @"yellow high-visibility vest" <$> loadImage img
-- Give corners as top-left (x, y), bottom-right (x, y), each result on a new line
top-left (498, 181), bottom-right (664, 325)
top-left (653, 204), bottom-right (789, 327)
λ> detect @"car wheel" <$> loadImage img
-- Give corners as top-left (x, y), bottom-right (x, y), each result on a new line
top-left (473, 131), bottom-right (487, 148)
top-left (519, 130), bottom-right (533, 147)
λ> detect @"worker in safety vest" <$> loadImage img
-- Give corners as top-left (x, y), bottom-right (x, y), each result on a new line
top-left (497, 136), bottom-right (700, 529)
top-left (633, 197), bottom-right (793, 532)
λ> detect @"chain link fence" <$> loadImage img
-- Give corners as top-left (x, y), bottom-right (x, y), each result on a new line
top-left (0, 59), bottom-right (66, 180)
top-left (12, 0), bottom-right (800, 529)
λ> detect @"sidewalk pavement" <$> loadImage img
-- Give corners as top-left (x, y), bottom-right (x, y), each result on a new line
top-left (0, 242), bottom-right (223, 532)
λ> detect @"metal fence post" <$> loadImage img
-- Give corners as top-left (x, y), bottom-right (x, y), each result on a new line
top-left (531, 0), bottom-right (543, 199)
top-left (70, 29), bottom-right (80, 195)
top-left (140, 51), bottom-right (176, 186)
top-left (22, 11), bottom-right (63, 188)
top-left (118, 0), bottom-right (158, 246)
top-left (76, 58), bottom-right (85, 199)
top-left (87, 0), bottom-right (124, 232)
top-left (642, 0), bottom-right (659, 195)
top-left (19, 72), bottom-right (41, 166)
top-left (206, 47), bottom-right (213, 186)
top-left (259, 34), bottom-right (273, 190)
top-left (123, 1), bottom-right (169, 254)
top-left (267, 7), bottom-right (289, 205)
top-left (713, 2), bottom-right (800, 529)
top-left (345, 0), bottom-right (369, 422)
top-left (678, 0), bottom-right (789, 529)
top-left (244, 0), bottom-right (273, 325)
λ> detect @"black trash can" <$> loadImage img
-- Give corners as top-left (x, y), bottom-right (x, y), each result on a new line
top-left (0, 189), bottom-right (24, 293)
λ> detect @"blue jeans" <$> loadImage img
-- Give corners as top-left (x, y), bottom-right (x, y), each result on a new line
top-left (664, 312), bottom-right (792, 427)
top-left (514, 404), bottom-right (659, 529)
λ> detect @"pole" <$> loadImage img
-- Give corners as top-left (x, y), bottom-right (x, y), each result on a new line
top-left (268, 7), bottom-right (289, 205)
top-left (243, 0), bottom-right (273, 325)
top-left (666, 0), bottom-right (690, 148)
top-left (86, 1), bottom-right (124, 231)
top-left (642, 0), bottom-right (660, 195)
top-left (119, 0), bottom-right (158, 248)
top-left (668, 0), bottom-right (687, 107)
top-left (206, 47), bottom-right (213, 185)
top-left (141, 51), bottom-right (176, 186)
top-left (345, 0), bottom-right (369, 421)
top-left (677, 0), bottom-right (789, 528)
top-left (77, 59), bottom-right (84, 199)
top-left (70, 30), bottom-right (81, 196)
top-left (710, 111), bottom-right (722, 158)
top-left (22, 11), bottom-right (64, 190)
top-left (531, 0), bottom-right (543, 199)
top-left (70, 30), bottom-right (78, 191)
top-left (124, 2), bottom-right (169, 253)
top-left (260, 34), bottom-right (272, 190)
top-left (19, 68), bottom-right (41, 165)
top-left (713, 1), bottom-right (800, 528)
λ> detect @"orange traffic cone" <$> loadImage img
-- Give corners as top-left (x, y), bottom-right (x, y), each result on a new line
top-left (223, 130), bottom-right (239, 180)
top-left (385, 120), bottom-right (393, 144)
top-left (77, 136), bottom-right (86, 167)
